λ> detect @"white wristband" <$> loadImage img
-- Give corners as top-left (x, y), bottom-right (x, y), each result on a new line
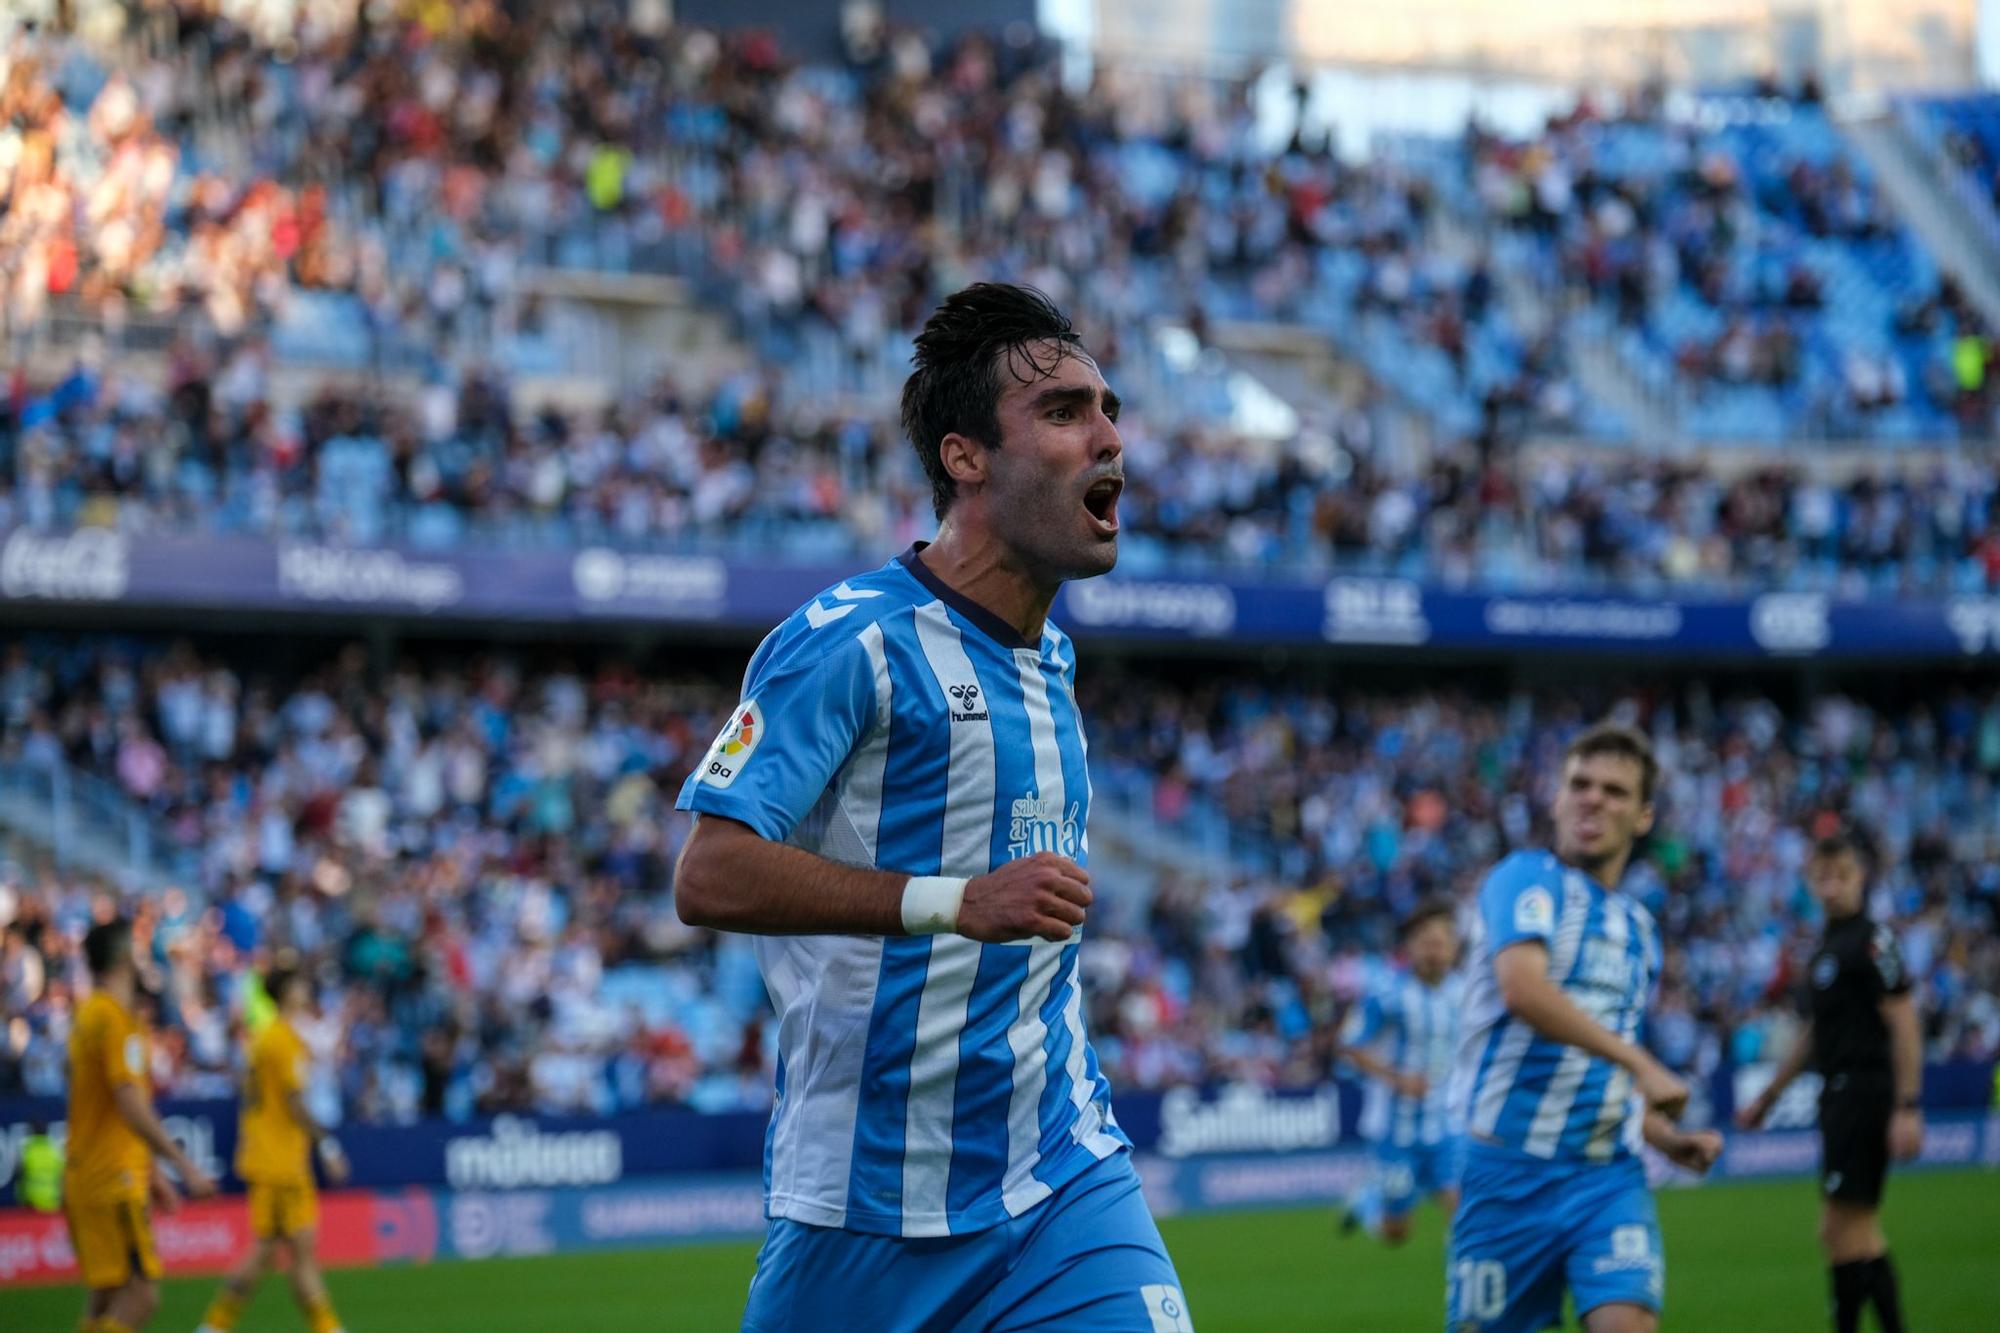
top-left (901, 876), bottom-right (968, 935)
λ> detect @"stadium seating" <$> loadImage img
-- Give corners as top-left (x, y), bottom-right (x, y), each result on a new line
top-left (1459, 95), bottom-right (1981, 443)
top-left (1, 638), bottom-right (1995, 1119)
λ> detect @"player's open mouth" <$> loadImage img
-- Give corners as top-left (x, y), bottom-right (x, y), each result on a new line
top-left (1083, 477), bottom-right (1122, 535)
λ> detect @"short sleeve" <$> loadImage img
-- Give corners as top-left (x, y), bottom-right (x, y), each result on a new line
top-left (269, 1033), bottom-right (307, 1096)
top-left (1479, 856), bottom-right (1558, 954)
top-left (100, 1012), bottom-right (144, 1090)
top-left (676, 629), bottom-right (880, 842)
top-left (1869, 925), bottom-right (1912, 998)
top-left (1340, 993), bottom-right (1387, 1047)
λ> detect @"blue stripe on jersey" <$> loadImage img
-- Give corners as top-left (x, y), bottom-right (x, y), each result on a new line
top-left (846, 937), bottom-right (933, 1223)
top-left (947, 946), bottom-right (1031, 1222)
top-left (1034, 942), bottom-right (1083, 1179)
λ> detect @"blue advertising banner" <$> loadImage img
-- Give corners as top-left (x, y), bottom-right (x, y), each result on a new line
top-left (7, 527), bottom-right (2000, 659)
top-left (1, 1063), bottom-right (1988, 1197)
top-left (327, 1108), bottom-right (2000, 1259)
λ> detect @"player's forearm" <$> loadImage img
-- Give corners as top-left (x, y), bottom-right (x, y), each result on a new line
top-left (1341, 1046), bottom-right (1398, 1085)
top-left (1500, 970), bottom-right (1649, 1075)
top-left (1641, 1109), bottom-right (1682, 1151)
top-left (285, 1090), bottom-right (333, 1142)
top-left (1883, 996), bottom-right (1923, 1105)
top-left (675, 815), bottom-right (911, 936)
top-left (112, 1083), bottom-right (196, 1170)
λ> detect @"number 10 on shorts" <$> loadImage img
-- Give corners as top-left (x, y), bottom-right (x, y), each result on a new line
top-left (1452, 1259), bottom-right (1507, 1324)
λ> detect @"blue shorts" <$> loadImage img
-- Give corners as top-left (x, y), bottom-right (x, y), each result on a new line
top-left (1377, 1137), bottom-right (1465, 1219)
top-left (743, 1150), bottom-right (1191, 1332)
top-left (1446, 1144), bottom-right (1663, 1332)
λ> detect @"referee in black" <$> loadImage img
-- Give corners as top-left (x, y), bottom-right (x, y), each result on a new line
top-left (1738, 827), bottom-right (1923, 1333)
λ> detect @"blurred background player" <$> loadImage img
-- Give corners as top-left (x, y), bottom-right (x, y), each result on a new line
top-left (1447, 725), bottom-right (1724, 1333)
top-left (1336, 897), bottom-right (1464, 1246)
top-left (16, 1119), bottom-right (64, 1213)
top-left (1737, 828), bottom-right (1923, 1333)
top-left (198, 964), bottom-right (350, 1333)
top-left (64, 919), bottom-right (216, 1333)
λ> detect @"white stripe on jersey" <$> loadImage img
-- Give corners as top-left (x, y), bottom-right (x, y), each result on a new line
top-left (834, 622), bottom-right (894, 864)
top-left (1524, 883), bottom-right (1616, 1157)
top-left (1481, 873), bottom-right (1588, 1143)
top-left (761, 622), bottom-right (894, 1224)
top-left (1603, 899), bottom-right (1657, 1159)
top-left (914, 603), bottom-right (996, 880)
top-left (760, 936), bottom-right (884, 1226)
top-left (1582, 898), bottom-right (1638, 1160)
top-left (1000, 940), bottom-right (1065, 1214)
top-left (998, 650), bottom-right (1070, 1215)
top-left (901, 605), bottom-right (997, 1234)
top-left (1397, 991), bottom-right (1423, 1145)
top-left (902, 938), bottom-right (980, 1235)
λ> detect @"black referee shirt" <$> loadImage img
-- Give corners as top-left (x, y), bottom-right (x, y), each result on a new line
top-left (1802, 912), bottom-right (1912, 1085)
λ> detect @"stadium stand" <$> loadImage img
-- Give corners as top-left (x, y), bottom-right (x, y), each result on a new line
top-left (0, 0), bottom-right (1996, 1213)
top-left (1, 637), bottom-right (1995, 1123)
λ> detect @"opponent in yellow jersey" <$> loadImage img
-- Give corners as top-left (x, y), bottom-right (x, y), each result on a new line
top-left (64, 919), bottom-right (217, 1333)
top-left (198, 966), bottom-right (348, 1333)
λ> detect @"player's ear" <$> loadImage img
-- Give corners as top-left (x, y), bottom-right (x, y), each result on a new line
top-left (1634, 801), bottom-right (1656, 839)
top-left (938, 431), bottom-right (987, 491)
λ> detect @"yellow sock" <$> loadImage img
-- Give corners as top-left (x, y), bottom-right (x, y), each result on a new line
top-left (307, 1297), bottom-right (343, 1333)
top-left (100, 1321), bottom-right (134, 1333)
top-left (202, 1289), bottom-right (247, 1331)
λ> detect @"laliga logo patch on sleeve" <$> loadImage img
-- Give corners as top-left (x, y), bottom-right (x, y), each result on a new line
top-left (700, 700), bottom-right (764, 789)
top-left (1514, 886), bottom-right (1555, 937)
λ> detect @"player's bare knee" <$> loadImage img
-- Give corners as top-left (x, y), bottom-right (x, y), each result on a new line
top-left (1582, 1300), bottom-right (1657, 1333)
top-left (1381, 1218), bottom-right (1411, 1246)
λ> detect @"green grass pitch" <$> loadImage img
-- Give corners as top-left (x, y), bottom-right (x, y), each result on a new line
top-left (4, 1170), bottom-right (1993, 1330)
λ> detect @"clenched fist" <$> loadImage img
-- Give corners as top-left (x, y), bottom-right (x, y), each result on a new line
top-left (957, 853), bottom-right (1093, 943)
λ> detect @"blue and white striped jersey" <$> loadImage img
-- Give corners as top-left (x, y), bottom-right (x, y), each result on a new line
top-left (1450, 849), bottom-right (1661, 1163)
top-left (1342, 967), bottom-right (1463, 1148)
top-left (675, 545), bottom-right (1128, 1238)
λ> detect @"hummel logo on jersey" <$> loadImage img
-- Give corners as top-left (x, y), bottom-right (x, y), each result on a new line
top-left (947, 682), bottom-right (989, 722)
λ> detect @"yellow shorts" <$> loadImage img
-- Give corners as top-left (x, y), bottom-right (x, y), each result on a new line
top-left (63, 1197), bottom-right (161, 1290)
top-left (248, 1181), bottom-right (319, 1238)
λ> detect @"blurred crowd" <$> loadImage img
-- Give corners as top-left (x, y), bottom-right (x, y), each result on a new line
top-left (1080, 674), bottom-right (2000, 1094)
top-left (1, 637), bottom-right (1995, 1123)
top-left (1460, 85), bottom-right (1994, 439)
top-left (1, 0), bottom-right (1584, 433)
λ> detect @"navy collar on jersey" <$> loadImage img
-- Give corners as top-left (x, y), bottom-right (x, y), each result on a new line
top-left (896, 543), bottom-right (1041, 652)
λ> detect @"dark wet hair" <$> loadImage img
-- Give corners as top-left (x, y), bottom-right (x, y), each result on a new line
top-left (900, 283), bottom-right (1083, 518)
